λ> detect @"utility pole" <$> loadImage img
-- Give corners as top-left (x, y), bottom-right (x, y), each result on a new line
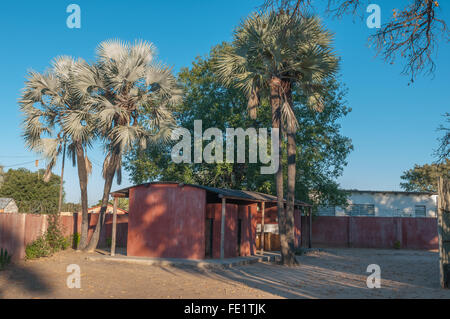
top-left (57, 143), bottom-right (66, 214)
top-left (437, 176), bottom-right (450, 288)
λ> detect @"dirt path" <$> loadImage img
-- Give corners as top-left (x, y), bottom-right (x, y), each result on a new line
top-left (1, 248), bottom-right (449, 299)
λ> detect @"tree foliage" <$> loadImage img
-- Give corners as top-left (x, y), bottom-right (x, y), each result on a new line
top-left (0, 168), bottom-right (62, 213)
top-left (435, 112), bottom-right (449, 162)
top-left (400, 159), bottom-right (450, 192)
top-left (71, 39), bottom-right (181, 251)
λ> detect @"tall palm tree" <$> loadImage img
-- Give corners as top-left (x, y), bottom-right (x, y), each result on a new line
top-left (72, 39), bottom-right (182, 251)
top-left (20, 56), bottom-right (95, 249)
top-left (214, 11), bottom-right (338, 265)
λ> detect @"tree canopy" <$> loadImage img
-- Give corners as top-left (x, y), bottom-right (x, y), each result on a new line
top-left (400, 159), bottom-right (450, 192)
top-left (124, 44), bottom-right (353, 207)
top-left (0, 168), bottom-right (62, 214)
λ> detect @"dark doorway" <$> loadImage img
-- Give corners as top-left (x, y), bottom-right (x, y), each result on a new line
top-left (205, 218), bottom-right (214, 258)
top-left (237, 218), bottom-right (242, 256)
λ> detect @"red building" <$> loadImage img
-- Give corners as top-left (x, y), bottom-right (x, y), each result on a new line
top-left (111, 182), bottom-right (311, 259)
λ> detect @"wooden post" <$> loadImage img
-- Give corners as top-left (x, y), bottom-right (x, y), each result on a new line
top-left (308, 206), bottom-right (312, 249)
top-left (260, 202), bottom-right (265, 254)
top-left (111, 196), bottom-right (118, 257)
top-left (437, 176), bottom-right (450, 288)
top-left (220, 197), bottom-right (226, 259)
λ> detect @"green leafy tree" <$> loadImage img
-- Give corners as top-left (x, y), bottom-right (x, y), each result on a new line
top-left (96, 198), bottom-right (129, 211)
top-left (73, 40), bottom-right (181, 251)
top-left (435, 113), bottom-right (449, 162)
top-left (0, 168), bottom-right (62, 214)
top-left (400, 159), bottom-right (450, 192)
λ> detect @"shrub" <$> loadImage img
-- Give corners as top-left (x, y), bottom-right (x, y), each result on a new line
top-left (106, 237), bottom-right (112, 248)
top-left (394, 240), bottom-right (401, 249)
top-left (45, 214), bottom-right (69, 251)
top-left (25, 214), bottom-right (71, 259)
top-left (25, 236), bottom-right (52, 259)
top-left (70, 233), bottom-right (81, 249)
top-left (0, 248), bottom-right (12, 270)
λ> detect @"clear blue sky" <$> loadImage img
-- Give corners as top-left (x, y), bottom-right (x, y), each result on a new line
top-left (0, 1), bottom-right (448, 205)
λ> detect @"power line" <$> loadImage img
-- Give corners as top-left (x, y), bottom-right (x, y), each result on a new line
top-left (2, 159), bottom-right (44, 168)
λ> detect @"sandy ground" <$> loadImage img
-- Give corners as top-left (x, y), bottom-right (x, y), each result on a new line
top-left (1, 248), bottom-right (450, 299)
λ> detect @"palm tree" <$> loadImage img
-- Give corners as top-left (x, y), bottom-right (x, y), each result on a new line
top-left (72, 39), bottom-right (182, 251)
top-left (20, 56), bottom-right (95, 249)
top-left (214, 11), bottom-right (338, 265)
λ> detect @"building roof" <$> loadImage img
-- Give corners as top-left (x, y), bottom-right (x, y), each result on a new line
top-left (87, 204), bottom-right (128, 214)
top-left (111, 181), bottom-right (311, 207)
top-left (0, 198), bottom-right (14, 210)
top-left (344, 189), bottom-right (437, 196)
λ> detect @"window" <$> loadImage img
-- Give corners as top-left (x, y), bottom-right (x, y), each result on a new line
top-left (318, 205), bottom-right (336, 216)
top-left (414, 205), bottom-right (426, 217)
top-left (345, 204), bottom-right (375, 216)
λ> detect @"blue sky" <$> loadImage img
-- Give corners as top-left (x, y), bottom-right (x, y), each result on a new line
top-left (0, 1), bottom-right (448, 205)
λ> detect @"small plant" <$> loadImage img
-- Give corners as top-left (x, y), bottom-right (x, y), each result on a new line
top-left (106, 237), bottom-right (112, 248)
top-left (70, 233), bottom-right (81, 249)
top-left (25, 214), bottom-right (72, 259)
top-left (25, 236), bottom-right (52, 259)
top-left (0, 248), bottom-right (12, 270)
top-left (394, 240), bottom-right (401, 249)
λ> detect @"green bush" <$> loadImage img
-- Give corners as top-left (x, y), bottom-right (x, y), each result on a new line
top-left (25, 236), bottom-right (52, 259)
top-left (0, 248), bottom-right (12, 270)
top-left (106, 237), bottom-right (112, 248)
top-left (25, 214), bottom-right (72, 259)
top-left (394, 240), bottom-right (401, 249)
top-left (70, 233), bottom-right (81, 249)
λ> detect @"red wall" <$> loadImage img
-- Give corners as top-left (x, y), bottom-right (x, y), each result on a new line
top-left (0, 212), bottom-right (128, 261)
top-left (301, 216), bottom-right (438, 250)
top-left (127, 184), bottom-right (206, 259)
top-left (206, 203), bottom-right (258, 259)
top-left (238, 204), bottom-right (258, 256)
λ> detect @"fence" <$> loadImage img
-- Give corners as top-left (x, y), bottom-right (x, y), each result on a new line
top-left (0, 212), bottom-right (128, 261)
top-left (300, 216), bottom-right (438, 250)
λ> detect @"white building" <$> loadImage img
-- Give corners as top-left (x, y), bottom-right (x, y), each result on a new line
top-left (318, 190), bottom-right (438, 218)
top-left (0, 198), bottom-right (19, 213)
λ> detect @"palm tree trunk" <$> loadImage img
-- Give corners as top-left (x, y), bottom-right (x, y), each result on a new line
top-left (286, 130), bottom-right (298, 264)
top-left (75, 143), bottom-right (89, 250)
top-left (282, 79), bottom-right (298, 266)
top-left (84, 151), bottom-right (119, 252)
top-left (269, 76), bottom-right (291, 265)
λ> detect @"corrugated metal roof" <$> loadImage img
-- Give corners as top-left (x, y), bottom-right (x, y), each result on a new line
top-left (344, 189), bottom-right (437, 196)
top-left (111, 181), bottom-right (311, 206)
top-left (0, 198), bottom-right (14, 210)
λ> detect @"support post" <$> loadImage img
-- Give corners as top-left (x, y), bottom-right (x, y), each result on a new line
top-left (437, 176), bottom-right (450, 288)
top-left (111, 196), bottom-right (118, 257)
top-left (308, 206), bottom-right (312, 249)
top-left (220, 197), bottom-right (226, 259)
top-left (260, 201), bottom-right (265, 254)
